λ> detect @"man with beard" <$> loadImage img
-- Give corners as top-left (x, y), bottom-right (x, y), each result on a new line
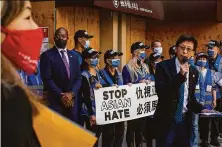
top-left (40, 27), bottom-right (82, 123)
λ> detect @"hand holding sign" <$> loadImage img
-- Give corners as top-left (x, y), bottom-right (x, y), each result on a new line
top-left (95, 83), bottom-right (102, 89)
top-left (90, 115), bottom-right (96, 126)
top-left (112, 84), bottom-right (119, 88)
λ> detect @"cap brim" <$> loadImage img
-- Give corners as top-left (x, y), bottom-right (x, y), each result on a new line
top-left (91, 51), bottom-right (101, 56)
top-left (139, 45), bottom-right (150, 49)
top-left (144, 45), bottom-right (150, 49)
top-left (113, 52), bottom-right (123, 56)
top-left (85, 35), bottom-right (94, 38)
top-left (197, 55), bottom-right (208, 58)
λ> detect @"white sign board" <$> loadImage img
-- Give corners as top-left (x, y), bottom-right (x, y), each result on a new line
top-left (94, 82), bottom-right (158, 125)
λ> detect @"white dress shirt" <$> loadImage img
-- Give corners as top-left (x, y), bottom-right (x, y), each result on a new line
top-left (175, 58), bottom-right (189, 113)
top-left (57, 47), bottom-right (69, 65)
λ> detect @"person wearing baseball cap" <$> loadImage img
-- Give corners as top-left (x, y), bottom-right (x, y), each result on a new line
top-left (79, 47), bottom-right (105, 146)
top-left (206, 40), bottom-right (222, 146)
top-left (71, 30), bottom-right (94, 65)
top-left (122, 41), bottom-right (150, 147)
top-left (148, 52), bottom-right (164, 81)
top-left (207, 40), bottom-right (222, 72)
top-left (99, 49), bottom-right (124, 147)
top-left (191, 52), bottom-right (219, 147)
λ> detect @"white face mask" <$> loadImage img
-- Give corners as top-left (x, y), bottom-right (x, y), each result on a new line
top-left (154, 47), bottom-right (163, 54)
top-left (84, 40), bottom-right (90, 49)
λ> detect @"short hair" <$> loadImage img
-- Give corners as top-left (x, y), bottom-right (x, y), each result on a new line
top-left (176, 35), bottom-right (198, 52)
top-left (54, 27), bottom-right (68, 36)
top-left (151, 40), bottom-right (161, 48)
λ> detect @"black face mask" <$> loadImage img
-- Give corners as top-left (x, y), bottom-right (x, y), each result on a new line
top-left (55, 39), bottom-right (67, 49)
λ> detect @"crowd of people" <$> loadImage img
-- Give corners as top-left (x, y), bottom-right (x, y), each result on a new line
top-left (1, 1), bottom-right (222, 147)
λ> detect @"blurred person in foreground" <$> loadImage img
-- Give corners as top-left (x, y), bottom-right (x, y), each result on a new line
top-left (1, 1), bottom-right (43, 146)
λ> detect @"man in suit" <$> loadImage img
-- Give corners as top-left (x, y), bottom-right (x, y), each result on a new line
top-left (40, 27), bottom-right (82, 122)
top-left (153, 35), bottom-right (212, 147)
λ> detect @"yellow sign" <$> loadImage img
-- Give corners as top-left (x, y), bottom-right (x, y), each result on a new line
top-left (32, 100), bottom-right (97, 147)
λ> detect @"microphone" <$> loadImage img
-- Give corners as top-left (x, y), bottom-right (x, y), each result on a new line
top-left (182, 57), bottom-right (189, 76)
top-left (182, 57), bottom-right (189, 64)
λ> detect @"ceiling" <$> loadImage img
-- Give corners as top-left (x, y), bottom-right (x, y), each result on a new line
top-left (162, 0), bottom-right (218, 21)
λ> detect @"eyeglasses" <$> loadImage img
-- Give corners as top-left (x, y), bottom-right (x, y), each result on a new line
top-left (178, 45), bottom-right (193, 52)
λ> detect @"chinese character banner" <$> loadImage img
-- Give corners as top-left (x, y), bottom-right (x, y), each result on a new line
top-left (94, 82), bottom-right (158, 125)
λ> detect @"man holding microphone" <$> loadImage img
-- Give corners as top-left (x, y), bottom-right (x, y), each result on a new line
top-left (153, 35), bottom-right (214, 147)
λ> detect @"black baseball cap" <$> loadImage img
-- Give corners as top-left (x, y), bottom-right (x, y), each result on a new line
top-left (206, 40), bottom-right (220, 49)
top-left (149, 53), bottom-right (164, 62)
top-left (82, 47), bottom-right (101, 59)
top-left (196, 52), bottom-right (208, 60)
top-left (74, 30), bottom-right (94, 39)
top-left (131, 42), bottom-right (150, 53)
top-left (169, 45), bottom-right (176, 55)
top-left (104, 49), bottom-right (123, 59)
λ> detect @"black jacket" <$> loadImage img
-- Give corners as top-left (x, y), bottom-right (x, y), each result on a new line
top-left (153, 57), bottom-right (204, 138)
top-left (2, 84), bottom-right (41, 147)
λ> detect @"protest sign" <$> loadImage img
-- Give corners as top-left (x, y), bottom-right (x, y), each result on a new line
top-left (94, 82), bottom-right (158, 125)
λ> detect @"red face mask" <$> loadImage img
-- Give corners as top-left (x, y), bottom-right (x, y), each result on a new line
top-left (1, 27), bottom-right (43, 74)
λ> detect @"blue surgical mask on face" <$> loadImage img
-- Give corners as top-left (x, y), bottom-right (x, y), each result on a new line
top-left (188, 57), bottom-right (195, 66)
top-left (154, 47), bottom-right (163, 54)
top-left (111, 59), bottom-right (120, 68)
top-left (84, 40), bottom-right (90, 49)
top-left (197, 60), bottom-right (207, 67)
top-left (90, 58), bottom-right (98, 67)
top-left (139, 51), bottom-right (146, 59)
top-left (208, 49), bottom-right (214, 57)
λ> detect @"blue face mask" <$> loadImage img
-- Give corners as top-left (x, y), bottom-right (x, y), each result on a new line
top-left (111, 59), bottom-right (120, 68)
top-left (188, 57), bottom-right (195, 66)
top-left (84, 40), bottom-right (90, 49)
top-left (139, 51), bottom-right (146, 59)
top-left (208, 49), bottom-right (214, 57)
top-left (197, 60), bottom-right (207, 67)
top-left (90, 58), bottom-right (99, 67)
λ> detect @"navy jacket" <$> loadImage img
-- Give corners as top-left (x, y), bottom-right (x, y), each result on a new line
top-left (40, 46), bottom-right (82, 120)
top-left (153, 57), bottom-right (204, 138)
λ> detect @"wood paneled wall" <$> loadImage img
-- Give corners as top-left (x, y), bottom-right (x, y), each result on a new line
top-left (126, 15), bottom-right (147, 62)
top-left (146, 21), bottom-right (222, 59)
top-left (56, 7), bottom-right (100, 50)
top-left (31, 1), bottom-right (55, 48)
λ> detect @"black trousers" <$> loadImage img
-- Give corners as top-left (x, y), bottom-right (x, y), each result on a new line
top-left (126, 118), bottom-right (146, 147)
top-left (199, 117), bottom-right (219, 141)
top-left (146, 117), bottom-right (154, 147)
top-left (216, 98), bottom-right (222, 134)
top-left (102, 122), bottom-right (125, 147)
top-left (84, 117), bottom-right (102, 147)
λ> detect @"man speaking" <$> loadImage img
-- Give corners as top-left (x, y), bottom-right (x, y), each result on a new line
top-left (153, 35), bottom-right (213, 147)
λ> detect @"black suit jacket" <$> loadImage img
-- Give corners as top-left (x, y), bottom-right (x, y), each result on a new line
top-left (153, 57), bottom-right (204, 138)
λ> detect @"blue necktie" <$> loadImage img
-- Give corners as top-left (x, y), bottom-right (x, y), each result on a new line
top-left (175, 83), bottom-right (185, 124)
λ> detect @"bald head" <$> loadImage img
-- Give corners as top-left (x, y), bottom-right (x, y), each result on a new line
top-left (54, 27), bottom-right (68, 49)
